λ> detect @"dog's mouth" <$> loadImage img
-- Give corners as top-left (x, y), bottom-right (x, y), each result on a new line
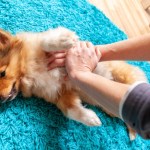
top-left (2, 82), bottom-right (18, 103)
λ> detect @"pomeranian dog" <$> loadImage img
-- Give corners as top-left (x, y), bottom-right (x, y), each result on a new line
top-left (0, 27), bottom-right (148, 140)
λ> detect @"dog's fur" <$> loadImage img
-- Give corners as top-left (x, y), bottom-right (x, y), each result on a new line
top-left (0, 27), bottom-right (148, 140)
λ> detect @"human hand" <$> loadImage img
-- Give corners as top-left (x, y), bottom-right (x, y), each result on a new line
top-left (65, 41), bottom-right (101, 78)
top-left (47, 50), bottom-right (66, 70)
top-left (47, 41), bottom-right (101, 75)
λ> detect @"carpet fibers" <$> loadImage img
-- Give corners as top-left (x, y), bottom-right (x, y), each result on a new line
top-left (0, 0), bottom-right (150, 149)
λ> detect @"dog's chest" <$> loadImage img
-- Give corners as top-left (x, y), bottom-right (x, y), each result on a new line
top-left (25, 67), bottom-right (69, 102)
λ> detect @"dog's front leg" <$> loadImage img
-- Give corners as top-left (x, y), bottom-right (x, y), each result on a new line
top-left (40, 27), bottom-right (78, 52)
top-left (21, 77), bottom-right (33, 97)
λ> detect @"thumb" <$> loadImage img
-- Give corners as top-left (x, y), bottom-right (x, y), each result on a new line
top-left (95, 47), bottom-right (102, 62)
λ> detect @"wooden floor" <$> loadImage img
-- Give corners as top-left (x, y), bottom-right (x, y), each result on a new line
top-left (89, 0), bottom-right (150, 38)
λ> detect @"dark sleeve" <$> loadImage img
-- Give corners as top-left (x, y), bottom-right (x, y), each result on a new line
top-left (122, 83), bottom-right (150, 139)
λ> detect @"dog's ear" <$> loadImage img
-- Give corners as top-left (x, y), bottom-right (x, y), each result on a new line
top-left (0, 29), bottom-right (12, 57)
top-left (0, 29), bottom-right (11, 45)
top-left (11, 38), bottom-right (23, 51)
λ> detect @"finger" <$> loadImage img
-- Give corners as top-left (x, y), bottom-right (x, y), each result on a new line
top-left (46, 50), bottom-right (66, 57)
top-left (70, 42), bottom-right (81, 53)
top-left (80, 41), bottom-right (87, 48)
top-left (48, 59), bottom-right (65, 70)
top-left (86, 42), bottom-right (94, 49)
top-left (76, 41), bottom-right (81, 50)
top-left (47, 52), bottom-right (66, 64)
top-left (95, 47), bottom-right (102, 61)
top-left (67, 46), bottom-right (76, 56)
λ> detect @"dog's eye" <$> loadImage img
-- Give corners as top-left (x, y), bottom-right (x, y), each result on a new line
top-left (0, 71), bottom-right (6, 78)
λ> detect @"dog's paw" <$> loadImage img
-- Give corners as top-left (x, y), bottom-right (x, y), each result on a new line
top-left (67, 107), bottom-right (101, 126)
top-left (80, 109), bottom-right (102, 126)
top-left (129, 132), bottom-right (136, 141)
top-left (56, 27), bottom-right (78, 49)
top-left (21, 77), bottom-right (33, 97)
top-left (127, 125), bottom-right (136, 141)
top-left (42, 27), bottom-right (78, 52)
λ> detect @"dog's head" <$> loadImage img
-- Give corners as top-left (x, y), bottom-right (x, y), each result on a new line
top-left (0, 29), bottom-right (23, 102)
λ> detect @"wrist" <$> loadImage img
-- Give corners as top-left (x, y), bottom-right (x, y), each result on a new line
top-left (96, 45), bottom-right (111, 61)
top-left (97, 43), bottom-right (122, 61)
top-left (68, 70), bottom-right (92, 84)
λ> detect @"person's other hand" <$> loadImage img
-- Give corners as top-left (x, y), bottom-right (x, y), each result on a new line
top-left (47, 50), bottom-right (66, 70)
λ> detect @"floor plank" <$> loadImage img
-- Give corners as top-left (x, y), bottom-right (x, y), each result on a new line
top-left (89, 0), bottom-right (150, 37)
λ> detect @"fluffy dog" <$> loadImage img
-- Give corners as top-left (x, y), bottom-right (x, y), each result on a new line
top-left (0, 27), bottom-right (148, 140)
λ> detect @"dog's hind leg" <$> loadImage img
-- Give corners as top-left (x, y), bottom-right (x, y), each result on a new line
top-left (56, 90), bottom-right (101, 126)
top-left (107, 61), bottom-right (148, 84)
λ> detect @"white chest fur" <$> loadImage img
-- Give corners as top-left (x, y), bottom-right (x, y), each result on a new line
top-left (22, 67), bottom-right (69, 103)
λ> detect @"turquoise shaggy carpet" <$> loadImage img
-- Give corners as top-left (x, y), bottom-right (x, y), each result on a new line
top-left (0, 0), bottom-right (150, 149)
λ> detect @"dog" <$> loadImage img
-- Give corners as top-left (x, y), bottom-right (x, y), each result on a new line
top-left (0, 27), bottom-right (148, 140)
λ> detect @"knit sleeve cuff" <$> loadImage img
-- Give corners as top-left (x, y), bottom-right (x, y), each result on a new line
top-left (119, 81), bottom-right (150, 139)
top-left (119, 81), bottom-right (147, 120)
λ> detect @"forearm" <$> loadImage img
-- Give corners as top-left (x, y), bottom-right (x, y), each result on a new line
top-left (70, 71), bottom-right (129, 117)
top-left (97, 34), bottom-right (150, 61)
